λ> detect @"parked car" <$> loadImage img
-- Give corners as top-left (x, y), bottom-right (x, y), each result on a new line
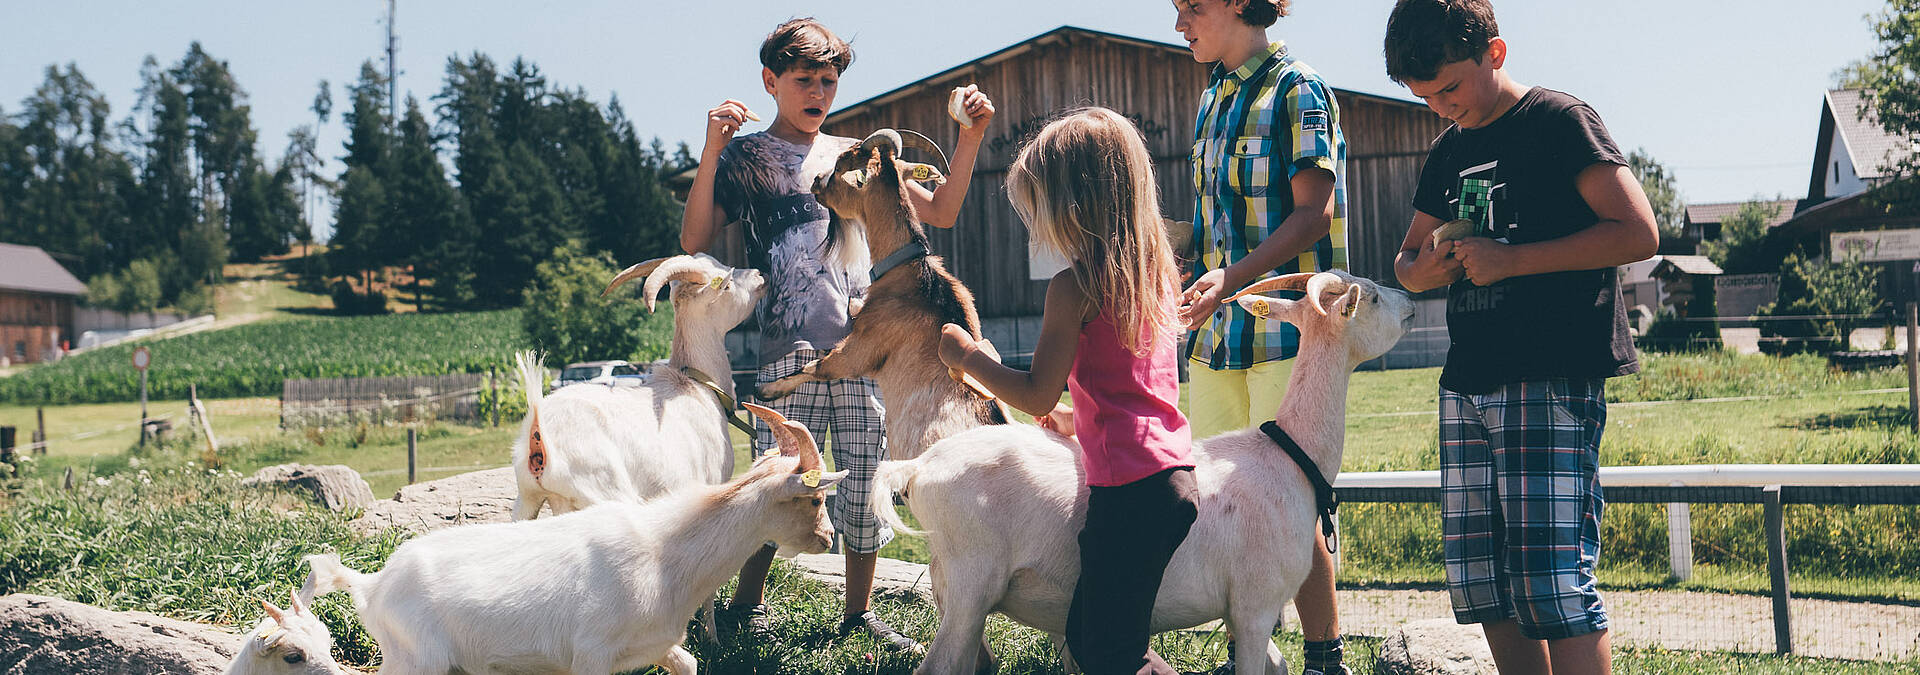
top-left (553, 360), bottom-right (648, 391)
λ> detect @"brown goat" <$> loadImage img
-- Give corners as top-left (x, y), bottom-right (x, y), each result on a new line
top-left (755, 129), bottom-right (1009, 460)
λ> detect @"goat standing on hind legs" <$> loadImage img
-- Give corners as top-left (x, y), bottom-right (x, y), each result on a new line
top-left (755, 129), bottom-right (1010, 460)
top-left (871, 271), bottom-right (1415, 675)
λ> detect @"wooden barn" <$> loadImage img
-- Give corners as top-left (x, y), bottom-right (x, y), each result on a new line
top-left (0, 243), bottom-right (85, 365)
top-left (694, 26), bottom-right (1450, 365)
top-left (822, 27), bottom-right (1446, 313)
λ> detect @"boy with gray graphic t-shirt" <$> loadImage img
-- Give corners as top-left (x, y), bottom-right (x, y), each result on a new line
top-left (675, 17), bottom-right (996, 652)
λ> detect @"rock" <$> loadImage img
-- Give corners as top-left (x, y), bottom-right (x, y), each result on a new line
top-left (242, 464), bottom-right (376, 513)
top-left (789, 553), bottom-right (933, 601)
top-left (0, 593), bottom-right (238, 674)
top-left (351, 466), bottom-right (518, 535)
top-left (1375, 619), bottom-right (1497, 675)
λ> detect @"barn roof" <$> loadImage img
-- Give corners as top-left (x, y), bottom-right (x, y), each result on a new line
top-left (827, 25), bottom-right (1432, 124)
top-left (1684, 199), bottom-right (1797, 229)
top-left (1653, 255), bottom-right (1723, 277)
top-left (0, 243), bottom-right (87, 296)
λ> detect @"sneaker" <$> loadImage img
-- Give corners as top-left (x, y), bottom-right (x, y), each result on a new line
top-left (839, 610), bottom-right (924, 654)
top-left (716, 602), bottom-right (773, 640)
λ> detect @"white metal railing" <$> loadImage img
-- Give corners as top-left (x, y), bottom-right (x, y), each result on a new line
top-left (1337, 463), bottom-right (1920, 489)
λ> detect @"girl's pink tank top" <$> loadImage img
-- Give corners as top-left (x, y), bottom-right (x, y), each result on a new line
top-left (1068, 311), bottom-right (1195, 487)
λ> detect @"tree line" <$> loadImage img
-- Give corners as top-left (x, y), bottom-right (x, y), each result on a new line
top-left (0, 44), bottom-right (690, 317)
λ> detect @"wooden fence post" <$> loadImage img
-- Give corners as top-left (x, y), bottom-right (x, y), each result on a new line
top-left (33, 406), bottom-right (45, 455)
top-left (0, 426), bottom-right (14, 478)
top-left (1763, 485), bottom-right (1792, 654)
top-left (407, 427), bottom-right (418, 485)
top-left (490, 368), bottom-right (501, 428)
top-left (62, 466), bottom-right (73, 491)
top-left (1907, 302), bottom-right (1917, 434)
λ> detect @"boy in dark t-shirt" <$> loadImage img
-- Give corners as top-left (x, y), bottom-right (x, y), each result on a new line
top-left (1385, 1), bottom-right (1658, 672)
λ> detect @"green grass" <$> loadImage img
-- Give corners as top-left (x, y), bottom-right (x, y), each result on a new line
top-left (215, 258), bottom-right (332, 319)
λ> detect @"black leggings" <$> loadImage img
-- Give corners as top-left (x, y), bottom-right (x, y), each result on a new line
top-left (1065, 467), bottom-right (1199, 674)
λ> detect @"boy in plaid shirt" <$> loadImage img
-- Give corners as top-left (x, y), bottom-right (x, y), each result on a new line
top-left (1387, 0), bottom-right (1658, 672)
top-left (1172, 1), bottom-right (1349, 673)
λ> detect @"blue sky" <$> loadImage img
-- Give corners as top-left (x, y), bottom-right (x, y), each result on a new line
top-left (2, 1), bottom-right (1888, 242)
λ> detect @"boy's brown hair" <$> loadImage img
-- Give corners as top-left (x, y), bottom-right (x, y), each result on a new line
top-left (1235, 0), bottom-right (1291, 28)
top-left (759, 18), bottom-right (854, 75)
top-left (1383, 0), bottom-right (1500, 83)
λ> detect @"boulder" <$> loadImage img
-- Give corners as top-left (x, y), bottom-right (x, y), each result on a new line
top-left (351, 466), bottom-right (518, 535)
top-left (241, 464), bottom-right (376, 513)
top-left (0, 593), bottom-right (237, 674)
top-left (1375, 619), bottom-right (1497, 675)
top-left (789, 553), bottom-right (933, 601)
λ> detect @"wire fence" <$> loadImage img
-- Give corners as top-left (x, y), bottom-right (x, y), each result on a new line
top-left (280, 373), bottom-right (489, 427)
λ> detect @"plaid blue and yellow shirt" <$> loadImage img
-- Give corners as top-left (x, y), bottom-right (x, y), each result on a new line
top-left (1188, 42), bottom-right (1348, 370)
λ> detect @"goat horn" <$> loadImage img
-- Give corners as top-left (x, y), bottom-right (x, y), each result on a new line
top-left (638, 256), bottom-right (714, 312)
top-left (1306, 272), bottom-right (1348, 317)
top-left (862, 129), bottom-right (902, 154)
top-left (1224, 272), bottom-right (1315, 305)
top-left (604, 257), bottom-right (668, 298)
top-left (895, 128), bottom-right (951, 174)
top-left (742, 402), bottom-right (800, 454)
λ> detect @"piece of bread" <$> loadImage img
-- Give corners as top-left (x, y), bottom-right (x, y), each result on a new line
top-left (948, 86), bottom-right (973, 129)
top-left (1430, 218), bottom-right (1476, 248)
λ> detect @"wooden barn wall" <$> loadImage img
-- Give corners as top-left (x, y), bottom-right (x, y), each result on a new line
top-left (0, 291), bottom-right (73, 363)
top-left (696, 34), bottom-right (1459, 318)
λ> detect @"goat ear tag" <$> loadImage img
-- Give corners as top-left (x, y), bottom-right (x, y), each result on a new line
top-left (903, 163), bottom-right (944, 183)
top-left (761, 449), bottom-right (780, 460)
top-left (801, 469), bottom-right (821, 488)
top-left (706, 276), bottom-right (726, 290)
top-left (1246, 298), bottom-right (1271, 318)
top-left (255, 626), bottom-right (282, 641)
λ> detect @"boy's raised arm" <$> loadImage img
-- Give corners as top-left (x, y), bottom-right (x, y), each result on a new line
top-left (681, 99), bottom-right (757, 254)
top-left (907, 86), bottom-right (995, 229)
top-left (1451, 163), bottom-right (1658, 286)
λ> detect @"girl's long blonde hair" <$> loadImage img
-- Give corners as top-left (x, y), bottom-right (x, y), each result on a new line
top-left (1006, 107), bottom-right (1182, 355)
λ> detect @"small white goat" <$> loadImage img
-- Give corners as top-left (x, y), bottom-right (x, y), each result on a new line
top-left (301, 403), bottom-right (845, 675)
top-left (874, 271), bottom-right (1413, 675)
top-left (223, 592), bottom-right (351, 675)
top-left (511, 253), bottom-right (764, 518)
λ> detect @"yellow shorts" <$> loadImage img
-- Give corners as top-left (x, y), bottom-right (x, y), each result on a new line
top-left (1184, 358), bottom-right (1294, 440)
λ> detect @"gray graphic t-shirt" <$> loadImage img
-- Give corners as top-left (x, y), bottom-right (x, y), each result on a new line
top-left (713, 132), bottom-right (868, 365)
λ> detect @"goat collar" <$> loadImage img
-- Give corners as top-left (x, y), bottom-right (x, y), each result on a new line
top-left (680, 366), bottom-right (756, 436)
top-left (1259, 421), bottom-right (1339, 554)
top-left (869, 240), bottom-right (929, 282)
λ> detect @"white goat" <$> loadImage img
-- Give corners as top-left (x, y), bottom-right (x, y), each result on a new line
top-left (223, 592), bottom-right (351, 675)
top-left (873, 270), bottom-right (1413, 675)
top-left (511, 253), bottom-right (764, 518)
top-left (300, 403), bottom-right (846, 675)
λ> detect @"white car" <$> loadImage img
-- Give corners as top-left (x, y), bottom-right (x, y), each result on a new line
top-left (553, 360), bottom-right (648, 391)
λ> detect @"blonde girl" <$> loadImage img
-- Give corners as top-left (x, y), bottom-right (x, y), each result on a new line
top-left (939, 107), bottom-right (1196, 674)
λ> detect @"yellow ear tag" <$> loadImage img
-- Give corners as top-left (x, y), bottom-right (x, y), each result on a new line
top-left (256, 626), bottom-right (282, 641)
top-left (761, 449), bottom-right (780, 460)
top-left (707, 276), bottom-right (726, 290)
top-left (905, 164), bottom-right (938, 182)
top-left (801, 469), bottom-right (821, 488)
top-left (1247, 298), bottom-right (1270, 318)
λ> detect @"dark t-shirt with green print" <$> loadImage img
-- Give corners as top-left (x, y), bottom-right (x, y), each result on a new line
top-left (1413, 87), bottom-right (1639, 394)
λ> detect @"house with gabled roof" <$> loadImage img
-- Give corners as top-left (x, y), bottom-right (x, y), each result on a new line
top-left (0, 242), bottom-right (86, 364)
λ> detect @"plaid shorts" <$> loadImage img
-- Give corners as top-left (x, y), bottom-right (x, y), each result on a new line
top-left (1439, 378), bottom-right (1609, 640)
top-left (754, 349), bottom-right (892, 554)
